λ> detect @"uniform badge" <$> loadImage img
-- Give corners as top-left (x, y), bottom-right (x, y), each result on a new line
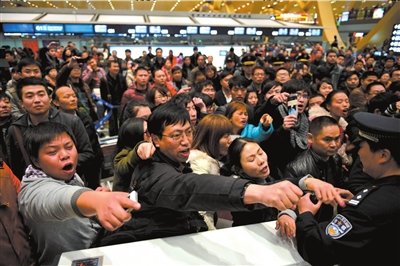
top-left (326, 214), bottom-right (352, 239)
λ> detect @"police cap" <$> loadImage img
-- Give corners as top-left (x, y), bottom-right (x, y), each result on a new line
top-left (241, 53), bottom-right (256, 66)
top-left (354, 112), bottom-right (400, 143)
top-left (296, 53), bottom-right (310, 63)
top-left (271, 54), bottom-right (286, 66)
top-left (225, 56), bottom-right (234, 62)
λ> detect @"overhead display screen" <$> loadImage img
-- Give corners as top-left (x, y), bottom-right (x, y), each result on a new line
top-left (234, 27), bottom-right (245, 35)
top-left (309, 29), bottom-right (321, 36)
top-left (278, 28), bottom-right (288, 36)
top-left (187, 26), bottom-right (198, 34)
top-left (64, 24), bottom-right (93, 33)
top-left (199, 26), bottom-right (211, 34)
top-left (34, 24), bottom-right (64, 33)
top-left (246, 27), bottom-right (257, 35)
top-left (94, 25), bottom-right (107, 33)
top-left (3, 23), bottom-right (34, 33)
top-left (149, 26), bottom-right (161, 34)
top-left (135, 25), bottom-right (147, 34)
top-left (389, 24), bottom-right (400, 53)
top-left (289, 28), bottom-right (299, 36)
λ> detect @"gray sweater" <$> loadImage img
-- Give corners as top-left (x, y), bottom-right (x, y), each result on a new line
top-left (18, 171), bottom-right (100, 266)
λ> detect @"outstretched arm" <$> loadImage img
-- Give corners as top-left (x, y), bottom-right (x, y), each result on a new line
top-left (76, 191), bottom-right (141, 231)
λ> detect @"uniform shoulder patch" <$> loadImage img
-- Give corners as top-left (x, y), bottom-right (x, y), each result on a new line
top-left (326, 214), bottom-right (353, 239)
top-left (347, 185), bottom-right (377, 207)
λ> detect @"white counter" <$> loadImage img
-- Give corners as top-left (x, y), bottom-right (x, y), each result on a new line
top-left (59, 221), bottom-right (308, 266)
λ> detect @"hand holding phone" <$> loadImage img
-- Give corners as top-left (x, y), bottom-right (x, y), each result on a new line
top-left (126, 191), bottom-right (138, 213)
top-left (287, 93), bottom-right (298, 116)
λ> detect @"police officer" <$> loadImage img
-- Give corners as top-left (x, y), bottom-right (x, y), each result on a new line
top-left (295, 112), bottom-right (400, 266)
top-left (234, 53), bottom-right (257, 87)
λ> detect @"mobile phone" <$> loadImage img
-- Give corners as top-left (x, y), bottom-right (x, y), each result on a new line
top-left (126, 190), bottom-right (138, 213)
top-left (128, 190), bottom-right (138, 202)
top-left (287, 93), bottom-right (298, 116)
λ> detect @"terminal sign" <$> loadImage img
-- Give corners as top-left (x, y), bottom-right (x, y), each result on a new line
top-left (34, 24), bottom-right (64, 33)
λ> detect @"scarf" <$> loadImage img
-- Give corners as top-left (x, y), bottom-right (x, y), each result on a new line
top-left (277, 104), bottom-right (309, 150)
top-left (22, 164), bottom-right (81, 185)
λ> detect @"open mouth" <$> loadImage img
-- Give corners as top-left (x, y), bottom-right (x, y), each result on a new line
top-left (261, 165), bottom-right (270, 175)
top-left (62, 163), bottom-right (74, 171)
top-left (179, 151), bottom-right (190, 159)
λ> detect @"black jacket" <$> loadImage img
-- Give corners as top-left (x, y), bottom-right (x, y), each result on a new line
top-left (98, 150), bottom-right (251, 245)
top-left (284, 149), bottom-right (345, 188)
top-left (7, 108), bottom-right (94, 179)
top-left (296, 175), bottom-right (400, 266)
top-left (231, 173), bottom-right (277, 226)
top-left (284, 149), bottom-right (345, 222)
top-left (100, 73), bottom-right (127, 105)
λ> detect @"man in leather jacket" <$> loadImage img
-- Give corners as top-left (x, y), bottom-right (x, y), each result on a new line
top-left (284, 116), bottom-right (345, 221)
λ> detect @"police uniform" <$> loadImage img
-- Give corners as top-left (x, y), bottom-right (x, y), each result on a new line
top-left (296, 112), bottom-right (400, 266)
top-left (234, 53), bottom-right (256, 87)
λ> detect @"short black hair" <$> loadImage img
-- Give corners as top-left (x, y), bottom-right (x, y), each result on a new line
top-left (361, 70), bottom-right (378, 80)
top-left (365, 81), bottom-right (385, 94)
top-left (309, 116), bottom-right (339, 136)
top-left (107, 59), bottom-right (119, 68)
top-left (322, 90), bottom-right (348, 109)
top-left (390, 66), bottom-right (400, 78)
top-left (262, 80), bottom-right (281, 95)
top-left (194, 80), bottom-right (213, 93)
top-left (148, 101), bottom-right (189, 137)
top-left (16, 77), bottom-right (49, 100)
top-left (219, 70), bottom-right (233, 81)
top-left (134, 65), bottom-right (149, 75)
top-left (282, 79), bottom-right (310, 95)
top-left (17, 57), bottom-right (41, 73)
top-left (228, 75), bottom-right (247, 90)
top-left (24, 121), bottom-right (76, 166)
top-left (171, 65), bottom-right (182, 74)
top-left (344, 70), bottom-right (360, 81)
top-left (0, 91), bottom-right (11, 101)
top-left (326, 50), bottom-right (337, 56)
top-left (367, 92), bottom-right (395, 114)
top-left (169, 93), bottom-right (193, 109)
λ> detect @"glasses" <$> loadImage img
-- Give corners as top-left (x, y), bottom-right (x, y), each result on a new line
top-left (163, 128), bottom-right (193, 142)
top-left (297, 92), bottom-right (309, 99)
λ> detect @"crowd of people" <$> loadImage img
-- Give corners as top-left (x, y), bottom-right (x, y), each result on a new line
top-left (0, 40), bottom-right (400, 265)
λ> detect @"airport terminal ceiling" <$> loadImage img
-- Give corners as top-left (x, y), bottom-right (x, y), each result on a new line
top-left (1, 0), bottom-right (391, 21)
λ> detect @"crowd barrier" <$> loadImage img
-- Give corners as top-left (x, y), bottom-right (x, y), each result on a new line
top-left (59, 221), bottom-right (309, 266)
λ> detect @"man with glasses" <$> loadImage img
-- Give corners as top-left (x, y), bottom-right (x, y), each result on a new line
top-left (96, 102), bottom-right (346, 245)
top-left (260, 79), bottom-right (311, 179)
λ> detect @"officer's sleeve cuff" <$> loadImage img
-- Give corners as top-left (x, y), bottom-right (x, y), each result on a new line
top-left (278, 209), bottom-right (297, 220)
top-left (298, 174), bottom-right (313, 190)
